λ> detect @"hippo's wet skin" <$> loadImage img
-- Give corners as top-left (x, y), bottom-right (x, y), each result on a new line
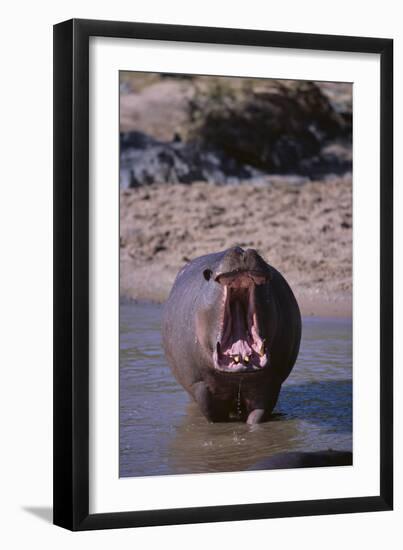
top-left (162, 247), bottom-right (301, 424)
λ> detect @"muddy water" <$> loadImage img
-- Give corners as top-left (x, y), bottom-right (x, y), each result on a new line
top-left (120, 300), bottom-right (352, 477)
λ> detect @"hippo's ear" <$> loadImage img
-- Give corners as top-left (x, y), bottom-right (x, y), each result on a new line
top-left (203, 269), bottom-right (213, 281)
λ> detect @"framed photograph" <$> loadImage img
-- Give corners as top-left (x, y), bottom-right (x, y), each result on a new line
top-left (53, 19), bottom-right (393, 530)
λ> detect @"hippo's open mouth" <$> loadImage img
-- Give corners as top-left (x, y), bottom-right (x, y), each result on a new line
top-left (213, 271), bottom-right (269, 373)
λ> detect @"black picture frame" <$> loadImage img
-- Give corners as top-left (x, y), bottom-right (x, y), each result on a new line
top-left (53, 18), bottom-right (393, 531)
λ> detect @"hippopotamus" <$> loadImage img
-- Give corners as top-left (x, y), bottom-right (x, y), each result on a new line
top-left (162, 247), bottom-right (301, 424)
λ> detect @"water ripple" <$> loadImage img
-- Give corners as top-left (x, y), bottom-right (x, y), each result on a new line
top-left (120, 301), bottom-right (352, 477)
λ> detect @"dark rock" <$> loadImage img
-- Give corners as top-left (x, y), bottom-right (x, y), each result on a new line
top-left (247, 450), bottom-right (352, 471)
top-left (120, 131), bottom-right (262, 187)
top-left (186, 81), bottom-right (351, 174)
top-left (119, 78), bottom-right (353, 189)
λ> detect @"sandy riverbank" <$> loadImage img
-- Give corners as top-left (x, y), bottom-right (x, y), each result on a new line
top-left (120, 176), bottom-right (352, 317)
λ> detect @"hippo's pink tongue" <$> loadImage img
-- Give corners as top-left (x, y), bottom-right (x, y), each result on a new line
top-left (228, 339), bottom-right (253, 358)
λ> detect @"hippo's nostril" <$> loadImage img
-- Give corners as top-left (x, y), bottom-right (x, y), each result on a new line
top-left (203, 269), bottom-right (213, 281)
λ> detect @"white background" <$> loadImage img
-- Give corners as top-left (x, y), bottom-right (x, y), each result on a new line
top-left (90, 38), bottom-right (380, 513)
top-left (0, 0), bottom-right (400, 548)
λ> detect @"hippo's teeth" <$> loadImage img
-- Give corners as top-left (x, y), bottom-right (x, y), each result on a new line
top-left (243, 355), bottom-right (249, 363)
top-left (234, 355), bottom-right (240, 363)
top-left (259, 340), bottom-right (266, 356)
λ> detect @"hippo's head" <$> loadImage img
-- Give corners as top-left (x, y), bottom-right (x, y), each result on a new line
top-left (195, 247), bottom-right (275, 374)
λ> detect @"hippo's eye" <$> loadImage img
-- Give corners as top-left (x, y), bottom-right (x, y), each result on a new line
top-left (203, 269), bottom-right (213, 281)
